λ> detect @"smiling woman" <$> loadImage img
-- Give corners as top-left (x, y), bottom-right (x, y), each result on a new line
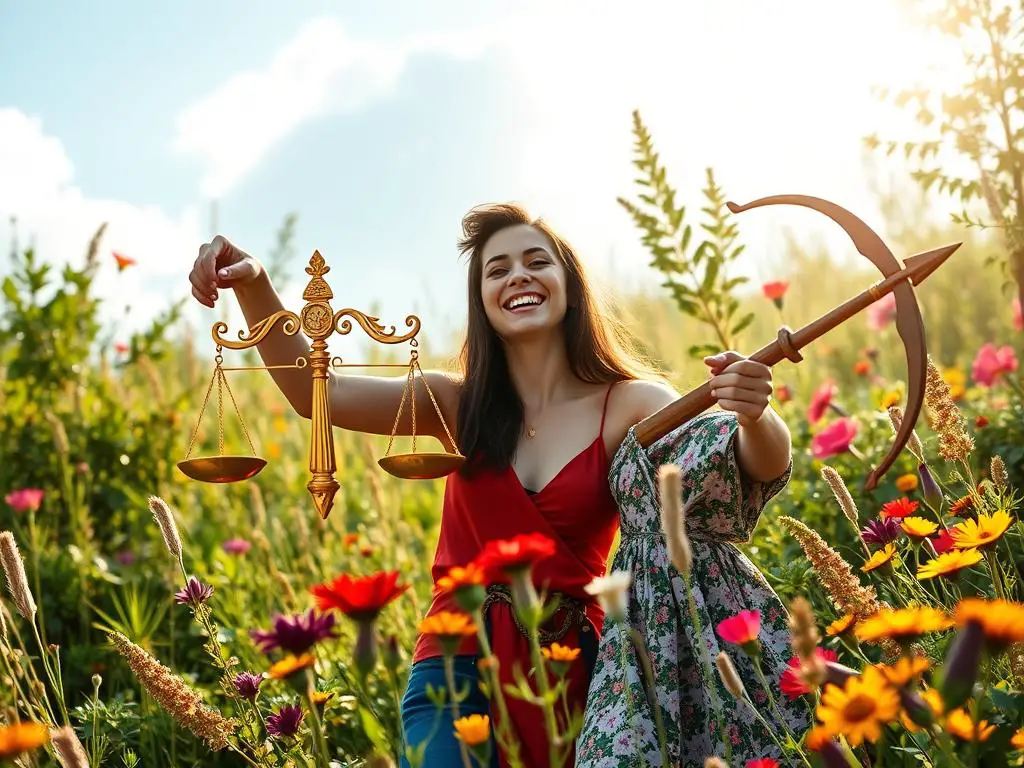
top-left (187, 199), bottom-right (795, 766)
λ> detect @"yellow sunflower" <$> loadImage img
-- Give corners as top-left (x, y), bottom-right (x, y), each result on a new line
top-left (950, 509), bottom-right (1013, 550)
top-left (954, 598), bottom-right (1024, 648)
top-left (917, 548), bottom-right (983, 581)
top-left (944, 708), bottom-right (996, 742)
top-left (854, 606), bottom-right (954, 644)
top-left (816, 666), bottom-right (901, 746)
top-left (826, 614), bottom-right (856, 637)
top-left (901, 516), bottom-right (938, 538)
top-left (862, 543), bottom-right (897, 573)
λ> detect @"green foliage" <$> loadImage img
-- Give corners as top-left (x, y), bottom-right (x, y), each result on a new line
top-left (618, 109), bottom-right (753, 358)
top-left (864, 0), bottom-right (1024, 304)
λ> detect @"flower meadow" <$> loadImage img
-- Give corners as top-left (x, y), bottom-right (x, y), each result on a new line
top-left (1, 263), bottom-right (1023, 768)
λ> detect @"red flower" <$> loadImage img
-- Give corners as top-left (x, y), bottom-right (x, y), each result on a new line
top-left (931, 529), bottom-right (956, 554)
top-left (5, 488), bottom-right (44, 513)
top-left (112, 251), bottom-right (136, 271)
top-left (747, 760), bottom-right (780, 768)
top-left (807, 380), bottom-right (836, 424)
top-left (774, 384), bottom-right (793, 403)
top-left (779, 648), bottom-right (838, 700)
top-left (811, 417), bottom-right (858, 459)
top-left (881, 497), bottom-right (919, 520)
top-left (475, 533), bottom-right (556, 580)
top-left (716, 609), bottom-right (761, 646)
top-left (975, 415), bottom-right (989, 428)
top-left (971, 343), bottom-right (1018, 387)
top-left (853, 360), bottom-right (870, 376)
top-left (1013, 296), bottom-right (1022, 332)
top-left (762, 281), bottom-right (789, 309)
top-left (310, 571), bottom-right (409, 622)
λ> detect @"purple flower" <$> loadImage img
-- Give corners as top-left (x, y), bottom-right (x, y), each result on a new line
top-left (250, 609), bottom-right (337, 655)
top-left (861, 516), bottom-right (902, 545)
top-left (174, 576), bottom-right (214, 606)
top-left (266, 704), bottom-right (304, 738)
top-left (232, 672), bottom-right (264, 700)
top-left (114, 550), bottom-right (136, 566)
top-left (222, 538), bottom-right (252, 555)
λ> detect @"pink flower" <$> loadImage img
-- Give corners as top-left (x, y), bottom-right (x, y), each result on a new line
top-left (866, 292), bottom-right (897, 331)
top-left (971, 343), bottom-right (1018, 387)
top-left (747, 760), bottom-right (780, 768)
top-left (811, 418), bottom-right (858, 459)
top-left (1013, 296), bottom-right (1022, 332)
top-left (779, 648), bottom-right (839, 700)
top-left (5, 488), bottom-right (44, 513)
top-left (222, 538), bottom-right (252, 555)
top-left (717, 609), bottom-right (761, 646)
top-left (807, 380), bottom-right (836, 424)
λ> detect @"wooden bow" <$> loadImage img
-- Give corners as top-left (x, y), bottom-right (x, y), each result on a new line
top-left (633, 194), bottom-right (961, 491)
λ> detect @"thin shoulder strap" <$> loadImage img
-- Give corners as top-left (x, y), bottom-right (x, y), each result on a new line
top-left (598, 383), bottom-right (615, 440)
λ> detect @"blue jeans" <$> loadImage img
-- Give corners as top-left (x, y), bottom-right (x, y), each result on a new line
top-left (400, 655), bottom-right (499, 768)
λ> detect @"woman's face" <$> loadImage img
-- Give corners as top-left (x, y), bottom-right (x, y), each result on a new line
top-left (479, 224), bottom-right (570, 341)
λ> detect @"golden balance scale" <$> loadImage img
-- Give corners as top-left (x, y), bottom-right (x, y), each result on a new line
top-left (177, 249), bottom-right (464, 520)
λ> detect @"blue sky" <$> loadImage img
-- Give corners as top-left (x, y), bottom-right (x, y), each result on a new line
top-left (0, 0), bottom-right (964, 356)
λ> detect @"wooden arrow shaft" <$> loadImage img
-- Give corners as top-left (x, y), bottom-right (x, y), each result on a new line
top-left (633, 261), bottom-right (918, 448)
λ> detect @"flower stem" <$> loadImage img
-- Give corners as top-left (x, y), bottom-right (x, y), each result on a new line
top-left (472, 612), bottom-right (524, 768)
top-left (443, 654), bottom-right (474, 768)
top-left (627, 628), bottom-right (670, 767)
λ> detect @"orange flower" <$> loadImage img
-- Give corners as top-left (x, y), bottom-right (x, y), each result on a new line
top-left (541, 642), bottom-right (581, 663)
top-left (453, 714), bottom-right (491, 746)
top-left (895, 474), bottom-right (918, 493)
top-left (310, 571), bottom-right (408, 622)
top-left (944, 708), bottom-right (995, 741)
top-left (861, 543), bottom-right (897, 573)
top-left (0, 723), bottom-right (49, 759)
top-left (877, 655), bottom-right (930, 686)
top-left (954, 598), bottom-right (1024, 648)
top-left (437, 563), bottom-right (486, 592)
top-left (419, 611), bottom-right (477, 638)
top-left (419, 611), bottom-right (477, 655)
top-left (880, 498), bottom-right (918, 519)
top-left (853, 360), bottom-right (871, 376)
top-left (112, 251), bottom-right (136, 271)
top-left (854, 606), bottom-right (954, 644)
top-left (950, 495), bottom-right (974, 518)
top-left (268, 653), bottom-right (316, 680)
top-left (825, 614), bottom-right (855, 637)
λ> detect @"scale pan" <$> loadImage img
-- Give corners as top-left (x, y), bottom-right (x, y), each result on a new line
top-left (378, 452), bottom-right (466, 480)
top-left (176, 456), bottom-right (268, 483)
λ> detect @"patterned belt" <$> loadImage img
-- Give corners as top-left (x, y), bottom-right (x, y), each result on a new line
top-left (481, 583), bottom-right (591, 645)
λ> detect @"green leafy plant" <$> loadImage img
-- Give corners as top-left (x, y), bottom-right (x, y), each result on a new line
top-left (618, 109), bottom-right (754, 358)
top-left (864, 0), bottom-right (1024, 309)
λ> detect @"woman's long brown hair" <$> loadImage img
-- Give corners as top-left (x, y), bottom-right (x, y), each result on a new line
top-left (454, 202), bottom-right (662, 473)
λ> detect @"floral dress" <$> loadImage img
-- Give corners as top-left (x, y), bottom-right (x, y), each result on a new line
top-left (576, 412), bottom-right (812, 767)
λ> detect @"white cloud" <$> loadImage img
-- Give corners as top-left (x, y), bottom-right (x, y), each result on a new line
top-left (172, 16), bottom-right (496, 200)
top-left (0, 108), bottom-right (204, 338)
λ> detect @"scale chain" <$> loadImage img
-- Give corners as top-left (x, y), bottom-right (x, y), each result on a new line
top-left (182, 347), bottom-right (259, 461)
